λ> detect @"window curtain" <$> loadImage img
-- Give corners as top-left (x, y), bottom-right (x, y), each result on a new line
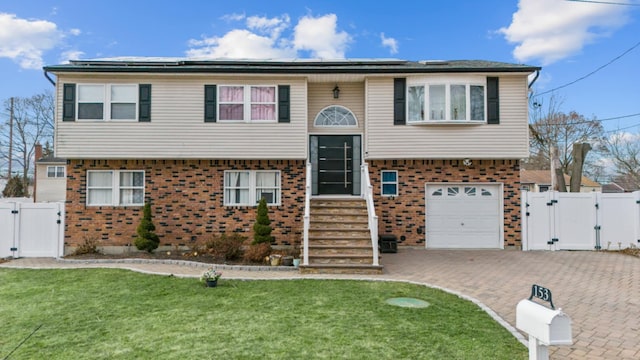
top-left (225, 172), bottom-right (249, 204)
top-left (119, 172), bottom-right (144, 205)
top-left (220, 86), bottom-right (244, 120)
top-left (256, 172), bottom-right (278, 203)
top-left (88, 172), bottom-right (112, 204)
top-left (251, 87), bottom-right (276, 121)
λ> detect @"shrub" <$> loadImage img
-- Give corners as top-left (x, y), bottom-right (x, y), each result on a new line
top-left (134, 203), bottom-right (160, 252)
top-left (2, 175), bottom-right (28, 198)
top-left (72, 235), bottom-right (100, 255)
top-left (243, 242), bottom-right (272, 263)
top-left (205, 233), bottom-right (246, 261)
top-left (252, 197), bottom-right (272, 245)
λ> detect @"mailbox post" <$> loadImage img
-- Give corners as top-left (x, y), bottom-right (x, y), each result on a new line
top-left (516, 285), bottom-right (572, 360)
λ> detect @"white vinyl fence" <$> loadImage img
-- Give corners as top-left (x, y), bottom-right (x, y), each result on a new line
top-left (522, 191), bottom-right (640, 251)
top-left (0, 202), bottom-right (64, 258)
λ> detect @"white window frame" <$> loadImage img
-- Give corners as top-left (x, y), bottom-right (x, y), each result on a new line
top-left (86, 170), bottom-right (145, 206)
top-left (407, 79), bottom-right (487, 124)
top-left (218, 85), bottom-right (278, 123)
top-left (380, 170), bottom-right (398, 197)
top-left (77, 84), bottom-right (138, 121)
top-left (313, 105), bottom-right (358, 127)
top-left (46, 166), bottom-right (65, 178)
top-left (224, 170), bottom-right (281, 206)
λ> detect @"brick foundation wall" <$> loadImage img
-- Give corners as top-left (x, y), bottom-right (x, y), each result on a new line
top-left (368, 159), bottom-right (521, 248)
top-left (65, 159), bottom-right (305, 248)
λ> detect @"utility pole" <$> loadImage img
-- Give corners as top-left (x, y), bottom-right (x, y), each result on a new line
top-left (8, 97), bottom-right (13, 179)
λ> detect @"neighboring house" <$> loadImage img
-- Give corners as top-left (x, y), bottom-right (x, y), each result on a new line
top-left (34, 144), bottom-right (67, 203)
top-left (520, 169), bottom-right (601, 192)
top-left (44, 58), bottom-right (539, 260)
top-left (602, 175), bottom-right (640, 193)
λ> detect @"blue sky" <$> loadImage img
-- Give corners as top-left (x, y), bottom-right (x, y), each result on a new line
top-left (1, 0), bottom-right (639, 133)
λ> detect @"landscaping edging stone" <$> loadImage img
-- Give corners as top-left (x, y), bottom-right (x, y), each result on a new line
top-left (57, 258), bottom-right (298, 272)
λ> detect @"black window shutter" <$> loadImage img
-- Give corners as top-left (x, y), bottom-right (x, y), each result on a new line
top-left (487, 77), bottom-right (499, 124)
top-left (393, 78), bottom-right (406, 125)
top-left (62, 83), bottom-right (76, 122)
top-left (138, 84), bottom-right (151, 122)
top-left (278, 85), bottom-right (290, 123)
top-left (204, 85), bottom-right (217, 122)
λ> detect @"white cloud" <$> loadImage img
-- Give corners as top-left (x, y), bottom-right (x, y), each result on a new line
top-left (0, 13), bottom-right (64, 69)
top-left (187, 29), bottom-right (295, 59)
top-left (499, 0), bottom-right (629, 65)
top-left (380, 33), bottom-right (398, 54)
top-left (221, 13), bottom-right (246, 22)
top-left (293, 14), bottom-right (351, 59)
top-left (246, 14), bottom-right (290, 39)
top-left (69, 28), bottom-right (81, 36)
top-left (59, 49), bottom-right (85, 64)
top-left (187, 13), bottom-right (351, 60)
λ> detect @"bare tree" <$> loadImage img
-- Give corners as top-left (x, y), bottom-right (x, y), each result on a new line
top-left (0, 91), bottom-right (55, 192)
top-left (605, 131), bottom-right (640, 186)
top-left (525, 94), bottom-right (605, 183)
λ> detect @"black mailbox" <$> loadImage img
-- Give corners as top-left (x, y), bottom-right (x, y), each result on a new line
top-left (379, 234), bottom-right (398, 253)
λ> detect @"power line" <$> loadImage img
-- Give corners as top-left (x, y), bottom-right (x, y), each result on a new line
top-left (605, 122), bottom-right (640, 133)
top-left (533, 40), bottom-right (640, 97)
top-left (532, 112), bottom-right (640, 126)
top-left (567, 0), bottom-right (640, 6)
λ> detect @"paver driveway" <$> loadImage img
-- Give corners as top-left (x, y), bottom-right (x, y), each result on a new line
top-left (2, 249), bottom-right (638, 359)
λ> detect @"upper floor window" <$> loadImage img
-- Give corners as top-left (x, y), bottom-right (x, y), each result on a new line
top-left (47, 166), bottom-right (65, 178)
top-left (87, 170), bottom-right (144, 206)
top-left (408, 82), bottom-right (485, 123)
top-left (314, 105), bottom-right (358, 127)
top-left (77, 84), bottom-right (138, 121)
top-left (219, 85), bottom-right (277, 122)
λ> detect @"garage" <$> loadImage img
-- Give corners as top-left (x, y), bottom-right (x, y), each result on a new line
top-left (425, 183), bottom-right (503, 249)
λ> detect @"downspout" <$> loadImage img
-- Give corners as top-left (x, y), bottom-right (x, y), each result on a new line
top-left (527, 70), bottom-right (540, 93)
top-left (43, 70), bottom-right (56, 86)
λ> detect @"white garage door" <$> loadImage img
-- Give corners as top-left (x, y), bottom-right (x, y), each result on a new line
top-left (426, 184), bottom-right (502, 249)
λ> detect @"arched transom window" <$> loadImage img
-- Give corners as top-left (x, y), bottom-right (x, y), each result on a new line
top-left (314, 105), bottom-right (358, 127)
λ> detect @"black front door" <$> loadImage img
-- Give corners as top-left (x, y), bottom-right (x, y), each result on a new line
top-left (317, 136), bottom-right (354, 195)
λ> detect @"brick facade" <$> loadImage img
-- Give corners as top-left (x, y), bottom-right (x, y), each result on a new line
top-left (368, 159), bottom-right (521, 248)
top-left (65, 158), bottom-right (521, 250)
top-left (65, 159), bottom-right (305, 249)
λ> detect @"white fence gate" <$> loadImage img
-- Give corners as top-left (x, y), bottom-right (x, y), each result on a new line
top-left (0, 202), bottom-right (64, 258)
top-left (522, 191), bottom-right (640, 251)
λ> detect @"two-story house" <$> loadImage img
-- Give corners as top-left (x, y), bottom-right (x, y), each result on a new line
top-left (44, 58), bottom-right (540, 273)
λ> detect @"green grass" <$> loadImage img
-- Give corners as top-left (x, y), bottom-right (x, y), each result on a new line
top-left (0, 269), bottom-right (526, 359)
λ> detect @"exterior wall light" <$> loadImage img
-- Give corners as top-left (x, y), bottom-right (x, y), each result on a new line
top-left (333, 85), bottom-right (340, 99)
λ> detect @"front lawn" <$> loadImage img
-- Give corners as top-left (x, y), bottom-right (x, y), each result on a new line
top-left (0, 269), bottom-right (525, 359)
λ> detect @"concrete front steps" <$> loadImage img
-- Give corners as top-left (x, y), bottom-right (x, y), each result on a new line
top-left (299, 198), bottom-right (383, 275)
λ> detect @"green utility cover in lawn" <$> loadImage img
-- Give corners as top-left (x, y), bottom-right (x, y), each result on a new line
top-left (386, 297), bottom-right (431, 308)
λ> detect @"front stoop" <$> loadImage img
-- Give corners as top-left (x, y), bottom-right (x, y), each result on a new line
top-left (300, 198), bottom-right (383, 275)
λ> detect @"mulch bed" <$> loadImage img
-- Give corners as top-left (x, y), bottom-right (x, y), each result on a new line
top-left (64, 251), bottom-right (268, 266)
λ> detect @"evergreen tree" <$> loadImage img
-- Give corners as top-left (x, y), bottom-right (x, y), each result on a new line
top-left (134, 203), bottom-right (160, 252)
top-left (252, 197), bottom-right (272, 245)
top-left (2, 175), bottom-right (28, 198)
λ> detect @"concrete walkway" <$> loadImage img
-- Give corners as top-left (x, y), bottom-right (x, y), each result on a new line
top-left (2, 249), bottom-right (638, 359)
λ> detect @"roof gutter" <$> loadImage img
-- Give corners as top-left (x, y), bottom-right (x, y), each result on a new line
top-left (43, 70), bottom-right (56, 86)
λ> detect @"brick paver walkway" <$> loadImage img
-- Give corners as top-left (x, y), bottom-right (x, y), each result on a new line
top-left (2, 249), bottom-right (638, 359)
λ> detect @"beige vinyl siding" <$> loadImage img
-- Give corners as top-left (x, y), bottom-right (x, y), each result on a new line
top-left (35, 164), bottom-right (66, 202)
top-left (54, 75), bottom-right (307, 159)
top-left (308, 82), bottom-right (364, 134)
top-left (365, 75), bottom-right (530, 159)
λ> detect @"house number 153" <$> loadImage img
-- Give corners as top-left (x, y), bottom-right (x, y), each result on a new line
top-left (529, 284), bottom-right (555, 309)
